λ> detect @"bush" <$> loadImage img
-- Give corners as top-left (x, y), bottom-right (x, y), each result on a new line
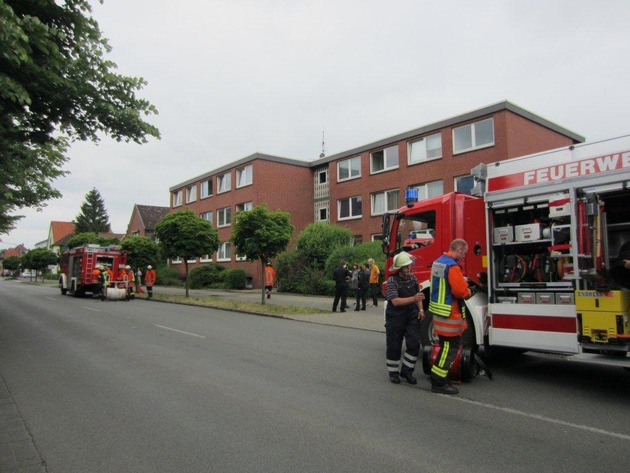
top-left (189, 264), bottom-right (226, 289)
top-left (157, 266), bottom-right (183, 286)
top-left (223, 269), bottom-right (247, 289)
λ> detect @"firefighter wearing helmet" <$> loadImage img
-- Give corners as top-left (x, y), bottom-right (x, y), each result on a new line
top-left (385, 251), bottom-right (425, 384)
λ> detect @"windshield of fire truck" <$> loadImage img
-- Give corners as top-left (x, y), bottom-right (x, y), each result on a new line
top-left (396, 211), bottom-right (436, 251)
top-left (96, 256), bottom-right (115, 269)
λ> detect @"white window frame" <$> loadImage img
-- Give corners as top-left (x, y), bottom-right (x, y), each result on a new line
top-left (337, 156), bottom-right (361, 182)
top-left (172, 190), bottom-right (183, 207)
top-left (217, 172), bottom-right (231, 193)
top-left (452, 118), bottom-right (495, 154)
top-left (338, 196), bottom-right (362, 220)
top-left (200, 211), bottom-right (213, 223)
top-left (186, 185), bottom-right (197, 203)
top-left (371, 234), bottom-right (384, 241)
top-left (218, 242), bottom-right (231, 262)
top-left (236, 201), bottom-right (253, 213)
top-left (412, 180), bottom-right (444, 200)
top-left (317, 169), bottom-right (328, 184)
top-left (408, 133), bottom-right (442, 165)
top-left (171, 256), bottom-right (182, 264)
top-left (236, 164), bottom-right (253, 188)
top-left (217, 207), bottom-right (232, 227)
top-left (200, 254), bottom-right (213, 262)
top-left (200, 179), bottom-right (213, 198)
top-left (371, 189), bottom-right (399, 216)
top-left (370, 145), bottom-right (399, 174)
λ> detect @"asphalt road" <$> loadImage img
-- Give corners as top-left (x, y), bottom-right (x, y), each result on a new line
top-left (1, 280), bottom-right (629, 473)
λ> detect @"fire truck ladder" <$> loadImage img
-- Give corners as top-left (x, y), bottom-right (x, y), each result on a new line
top-left (85, 252), bottom-right (94, 282)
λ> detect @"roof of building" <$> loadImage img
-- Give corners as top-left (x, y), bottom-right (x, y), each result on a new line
top-left (311, 100), bottom-right (586, 166)
top-left (133, 205), bottom-right (170, 231)
top-left (169, 153), bottom-right (312, 191)
top-left (50, 221), bottom-right (75, 245)
top-left (168, 101), bottom-right (585, 192)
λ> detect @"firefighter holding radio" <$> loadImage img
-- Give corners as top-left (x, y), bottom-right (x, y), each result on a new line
top-left (428, 239), bottom-right (472, 395)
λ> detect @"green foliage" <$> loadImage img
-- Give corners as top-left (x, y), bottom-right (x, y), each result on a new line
top-left (0, 0), bottom-right (160, 235)
top-left (20, 248), bottom-right (57, 280)
top-left (276, 250), bottom-right (333, 295)
top-left (189, 264), bottom-right (226, 289)
top-left (296, 223), bottom-right (353, 270)
top-left (2, 255), bottom-right (20, 271)
top-left (121, 236), bottom-right (159, 272)
top-left (74, 188), bottom-right (111, 234)
top-left (155, 209), bottom-right (220, 296)
top-left (156, 266), bottom-right (183, 287)
top-left (324, 241), bottom-right (384, 280)
top-left (231, 205), bottom-right (294, 263)
top-left (223, 269), bottom-right (247, 289)
top-left (65, 232), bottom-right (120, 249)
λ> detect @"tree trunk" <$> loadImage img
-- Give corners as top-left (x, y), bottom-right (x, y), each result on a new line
top-left (184, 260), bottom-right (189, 297)
top-left (261, 259), bottom-right (266, 305)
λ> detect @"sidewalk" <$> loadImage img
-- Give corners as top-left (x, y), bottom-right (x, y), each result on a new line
top-left (12, 279), bottom-right (386, 333)
top-left (151, 286), bottom-right (386, 333)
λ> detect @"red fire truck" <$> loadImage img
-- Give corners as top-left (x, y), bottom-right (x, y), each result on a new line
top-left (59, 244), bottom-right (127, 297)
top-left (382, 135), bottom-right (630, 372)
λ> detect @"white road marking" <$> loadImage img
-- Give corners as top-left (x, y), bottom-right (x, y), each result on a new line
top-left (45, 297), bottom-right (57, 301)
top-left (449, 395), bottom-right (630, 441)
top-left (80, 306), bottom-right (101, 312)
top-left (155, 324), bottom-right (206, 339)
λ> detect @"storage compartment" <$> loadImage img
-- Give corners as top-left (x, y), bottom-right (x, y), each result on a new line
top-left (515, 223), bottom-right (541, 242)
top-left (493, 225), bottom-right (514, 244)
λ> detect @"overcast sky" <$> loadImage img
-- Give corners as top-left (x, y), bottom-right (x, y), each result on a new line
top-left (3, 0), bottom-right (630, 250)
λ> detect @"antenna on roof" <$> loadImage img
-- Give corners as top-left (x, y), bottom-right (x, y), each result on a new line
top-left (319, 130), bottom-right (326, 158)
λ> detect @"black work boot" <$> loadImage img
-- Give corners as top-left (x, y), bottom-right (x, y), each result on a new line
top-left (430, 376), bottom-right (458, 394)
top-left (400, 369), bottom-right (417, 385)
top-left (389, 373), bottom-right (401, 384)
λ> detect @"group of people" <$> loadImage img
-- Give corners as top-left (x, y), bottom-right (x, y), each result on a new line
top-left (92, 264), bottom-right (157, 300)
top-left (385, 238), bottom-right (473, 395)
top-left (332, 258), bottom-right (380, 312)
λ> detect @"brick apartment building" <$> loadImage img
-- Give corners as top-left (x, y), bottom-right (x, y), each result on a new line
top-left (169, 101), bottom-right (584, 288)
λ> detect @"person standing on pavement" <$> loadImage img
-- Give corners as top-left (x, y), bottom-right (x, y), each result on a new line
top-left (368, 258), bottom-right (380, 308)
top-left (350, 263), bottom-right (360, 309)
top-left (93, 264), bottom-right (104, 300)
top-left (355, 262), bottom-right (369, 311)
top-left (144, 265), bottom-right (156, 299)
top-left (385, 252), bottom-right (424, 384)
top-left (428, 238), bottom-right (472, 395)
top-left (332, 259), bottom-right (351, 312)
top-left (264, 263), bottom-right (276, 299)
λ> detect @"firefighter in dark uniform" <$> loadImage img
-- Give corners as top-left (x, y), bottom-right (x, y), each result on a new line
top-left (428, 239), bottom-right (472, 395)
top-left (385, 251), bottom-right (425, 384)
top-left (332, 260), bottom-right (351, 312)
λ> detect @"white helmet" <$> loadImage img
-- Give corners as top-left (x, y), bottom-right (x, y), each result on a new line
top-left (147, 265), bottom-right (152, 269)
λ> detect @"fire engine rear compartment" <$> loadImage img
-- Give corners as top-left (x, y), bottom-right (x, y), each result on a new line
top-left (487, 181), bottom-right (630, 357)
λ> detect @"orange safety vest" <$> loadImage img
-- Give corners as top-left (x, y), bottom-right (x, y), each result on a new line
top-left (264, 266), bottom-right (276, 286)
top-left (145, 269), bottom-right (156, 286)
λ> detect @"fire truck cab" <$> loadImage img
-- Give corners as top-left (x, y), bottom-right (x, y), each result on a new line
top-left (59, 244), bottom-right (127, 297)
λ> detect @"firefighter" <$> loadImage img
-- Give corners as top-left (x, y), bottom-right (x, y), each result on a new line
top-left (385, 251), bottom-right (425, 384)
top-left (144, 265), bottom-right (156, 299)
top-left (264, 263), bottom-right (276, 299)
top-left (118, 265), bottom-right (135, 298)
top-left (97, 265), bottom-right (107, 301)
top-left (93, 264), bottom-right (104, 300)
top-left (428, 239), bottom-right (472, 395)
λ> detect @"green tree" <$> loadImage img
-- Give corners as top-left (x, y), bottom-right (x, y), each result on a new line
top-left (65, 232), bottom-right (119, 249)
top-left (21, 248), bottom-right (57, 281)
top-left (3, 255), bottom-right (21, 275)
top-left (154, 210), bottom-right (219, 297)
top-left (74, 188), bottom-right (111, 234)
top-left (0, 0), bottom-right (160, 235)
top-left (231, 204), bottom-right (293, 304)
top-left (121, 236), bottom-right (159, 275)
top-left (296, 223), bottom-right (353, 270)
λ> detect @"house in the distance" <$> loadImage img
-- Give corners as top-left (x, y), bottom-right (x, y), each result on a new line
top-left (126, 204), bottom-right (170, 240)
